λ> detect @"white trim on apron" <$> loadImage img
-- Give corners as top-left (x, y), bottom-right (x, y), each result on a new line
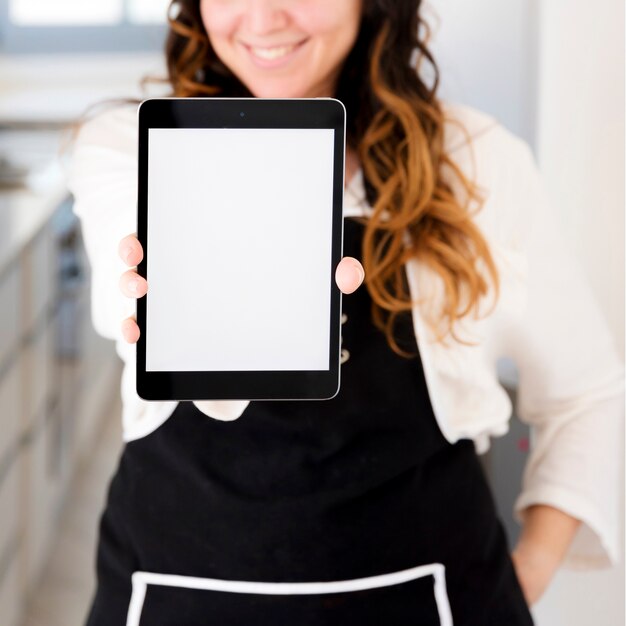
top-left (126, 562), bottom-right (453, 626)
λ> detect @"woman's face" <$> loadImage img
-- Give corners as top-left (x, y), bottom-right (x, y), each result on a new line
top-left (199, 0), bottom-right (363, 98)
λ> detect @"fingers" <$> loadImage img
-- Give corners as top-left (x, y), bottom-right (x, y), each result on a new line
top-left (119, 233), bottom-right (146, 344)
top-left (121, 315), bottom-right (140, 344)
top-left (119, 269), bottom-right (148, 298)
top-left (335, 257), bottom-right (365, 294)
top-left (118, 233), bottom-right (143, 267)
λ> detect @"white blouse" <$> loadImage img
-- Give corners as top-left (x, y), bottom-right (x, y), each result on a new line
top-left (65, 101), bottom-right (624, 571)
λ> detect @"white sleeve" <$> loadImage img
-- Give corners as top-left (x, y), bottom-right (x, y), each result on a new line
top-left (500, 138), bottom-right (624, 569)
top-left (65, 107), bottom-right (249, 422)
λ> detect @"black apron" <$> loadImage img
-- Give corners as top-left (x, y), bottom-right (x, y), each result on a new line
top-left (86, 218), bottom-right (533, 626)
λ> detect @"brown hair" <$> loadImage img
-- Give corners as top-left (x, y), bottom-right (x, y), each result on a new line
top-left (162, 0), bottom-right (499, 356)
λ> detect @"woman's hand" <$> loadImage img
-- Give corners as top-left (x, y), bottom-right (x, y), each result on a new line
top-left (118, 233), bottom-right (365, 344)
top-left (118, 234), bottom-right (147, 343)
top-left (511, 541), bottom-right (559, 607)
top-left (511, 504), bottom-right (581, 606)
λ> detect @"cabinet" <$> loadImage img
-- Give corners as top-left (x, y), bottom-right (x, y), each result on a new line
top-left (0, 197), bottom-right (120, 626)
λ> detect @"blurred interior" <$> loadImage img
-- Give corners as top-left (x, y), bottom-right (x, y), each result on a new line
top-left (0, 1), bottom-right (623, 625)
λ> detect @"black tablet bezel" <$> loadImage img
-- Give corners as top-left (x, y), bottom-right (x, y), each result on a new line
top-left (136, 97), bottom-right (345, 401)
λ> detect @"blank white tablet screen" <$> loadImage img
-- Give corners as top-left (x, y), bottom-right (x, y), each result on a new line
top-left (146, 127), bottom-right (335, 372)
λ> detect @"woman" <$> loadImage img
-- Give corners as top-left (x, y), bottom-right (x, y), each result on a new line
top-left (67, 1), bottom-right (624, 624)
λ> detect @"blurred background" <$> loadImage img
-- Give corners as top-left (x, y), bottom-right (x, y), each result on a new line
top-left (0, 0), bottom-right (623, 624)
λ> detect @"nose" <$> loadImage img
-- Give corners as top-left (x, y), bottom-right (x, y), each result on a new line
top-left (244, 0), bottom-right (290, 35)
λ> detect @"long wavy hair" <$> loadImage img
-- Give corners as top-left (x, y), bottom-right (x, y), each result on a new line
top-left (159, 0), bottom-right (499, 356)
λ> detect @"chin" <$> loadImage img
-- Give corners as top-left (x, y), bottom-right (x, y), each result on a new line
top-left (245, 80), bottom-right (310, 100)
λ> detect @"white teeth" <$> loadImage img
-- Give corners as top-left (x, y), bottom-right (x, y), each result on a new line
top-left (250, 44), bottom-right (297, 60)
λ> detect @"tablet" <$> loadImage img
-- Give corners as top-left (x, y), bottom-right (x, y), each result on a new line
top-left (136, 97), bottom-right (345, 401)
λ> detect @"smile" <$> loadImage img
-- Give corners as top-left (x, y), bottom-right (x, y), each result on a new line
top-left (242, 39), bottom-right (308, 66)
top-left (251, 44), bottom-right (299, 60)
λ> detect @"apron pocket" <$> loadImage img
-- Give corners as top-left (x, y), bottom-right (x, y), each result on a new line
top-left (127, 563), bottom-right (452, 626)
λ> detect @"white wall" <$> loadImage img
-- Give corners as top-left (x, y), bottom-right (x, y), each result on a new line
top-left (532, 1), bottom-right (625, 624)
top-left (535, 0), bottom-right (624, 356)
top-left (430, 1), bottom-right (624, 624)
top-left (428, 0), bottom-right (537, 144)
